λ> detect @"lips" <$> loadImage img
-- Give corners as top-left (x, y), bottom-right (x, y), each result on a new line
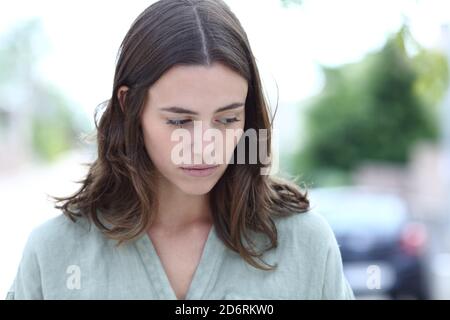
top-left (179, 164), bottom-right (220, 177)
top-left (180, 164), bottom-right (219, 170)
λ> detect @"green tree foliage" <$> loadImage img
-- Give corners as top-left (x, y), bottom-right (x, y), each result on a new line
top-left (294, 27), bottom-right (448, 185)
top-left (29, 83), bottom-right (84, 162)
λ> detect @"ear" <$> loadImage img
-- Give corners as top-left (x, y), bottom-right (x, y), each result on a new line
top-left (117, 86), bottom-right (129, 113)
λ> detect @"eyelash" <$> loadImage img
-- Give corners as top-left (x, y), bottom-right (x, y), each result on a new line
top-left (166, 117), bottom-right (241, 127)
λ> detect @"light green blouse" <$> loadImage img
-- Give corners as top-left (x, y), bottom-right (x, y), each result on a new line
top-left (6, 209), bottom-right (355, 300)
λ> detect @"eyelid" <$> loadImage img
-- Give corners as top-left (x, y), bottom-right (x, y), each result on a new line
top-left (215, 108), bottom-right (244, 116)
top-left (166, 116), bottom-right (241, 127)
top-left (215, 116), bottom-right (240, 124)
top-left (166, 116), bottom-right (237, 122)
top-left (166, 119), bottom-right (192, 126)
top-left (218, 116), bottom-right (238, 120)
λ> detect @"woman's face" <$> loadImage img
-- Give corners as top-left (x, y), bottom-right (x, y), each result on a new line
top-left (136, 62), bottom-right (247, 195)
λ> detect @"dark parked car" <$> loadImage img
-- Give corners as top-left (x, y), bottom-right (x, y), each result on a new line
top-left (309, 186), bottom-right (430, 299)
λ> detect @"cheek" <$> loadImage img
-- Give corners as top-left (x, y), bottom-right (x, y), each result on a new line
top-left (228, 117), bottom-right (245, 148)
top-left (226, 117), bottom-right (246, 162)
top-left (142, 120), bottom-right (175, 167)
top-left (213, 126), bottom-right (244, 165)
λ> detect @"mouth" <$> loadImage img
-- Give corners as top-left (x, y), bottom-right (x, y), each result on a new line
top-left (179, 164), bottom-right (220, 177)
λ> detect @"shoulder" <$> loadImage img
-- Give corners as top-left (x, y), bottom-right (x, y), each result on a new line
top-left (24, 213), bottom-right (109, 262)
top-left (7, 214), bottom-right (97, 300)
top-left (19, 212), bottom-right (114, 280)
top-left (28, 213), bottom-right (91, 247)
top-left (272, 209), bottom-right (355, 299)
top-left (273, 208), bottom-right (336, 250)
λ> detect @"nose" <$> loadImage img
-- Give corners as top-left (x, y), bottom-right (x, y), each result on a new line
top-left (191, 120), bottom-right (222, 165)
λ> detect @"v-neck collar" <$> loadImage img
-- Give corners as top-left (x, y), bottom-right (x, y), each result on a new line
top-left (135, 223), bottom-right (225, 300)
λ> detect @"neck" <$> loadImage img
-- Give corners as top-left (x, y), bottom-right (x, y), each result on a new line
top-left (151, 174), bottom-right (213, 232)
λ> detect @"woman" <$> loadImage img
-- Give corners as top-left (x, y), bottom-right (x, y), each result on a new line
top-left (7, 0), bottom-right (354, 300)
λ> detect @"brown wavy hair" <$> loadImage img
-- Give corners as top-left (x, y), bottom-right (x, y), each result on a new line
top-left (52, 0), bottom-right (310, 270)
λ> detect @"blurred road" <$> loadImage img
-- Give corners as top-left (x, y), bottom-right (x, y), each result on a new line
top-left (423, 218), bottom-right (450, 299)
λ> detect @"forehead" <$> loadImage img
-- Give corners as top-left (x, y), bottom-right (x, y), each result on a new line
top-left (147, 62), bottom-right (248, 109)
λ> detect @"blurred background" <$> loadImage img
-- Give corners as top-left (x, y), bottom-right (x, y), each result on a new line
top-left (1, 0), bottom-right (450, 299)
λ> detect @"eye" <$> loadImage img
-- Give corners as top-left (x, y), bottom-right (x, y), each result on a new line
top-left (166, 119), bottom-right (192, 127)
top-left (216, 117), bottom-right (241, 125)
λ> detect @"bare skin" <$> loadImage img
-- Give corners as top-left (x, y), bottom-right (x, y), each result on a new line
top-left (147, 219), bottom-right (213, 299)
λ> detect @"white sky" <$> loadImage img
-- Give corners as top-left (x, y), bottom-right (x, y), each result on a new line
top-left (1, 0), bottom-right (449, 109)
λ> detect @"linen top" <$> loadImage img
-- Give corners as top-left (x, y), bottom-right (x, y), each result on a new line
top-left (6, 209), bottom-right (355, 300)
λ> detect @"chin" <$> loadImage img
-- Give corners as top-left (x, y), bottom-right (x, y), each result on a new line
top-left (176, 179), bottom-right (218, 196)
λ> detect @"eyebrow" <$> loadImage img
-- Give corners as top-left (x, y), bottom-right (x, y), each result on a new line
top-left (159, 102), bottom-right (245, 115)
